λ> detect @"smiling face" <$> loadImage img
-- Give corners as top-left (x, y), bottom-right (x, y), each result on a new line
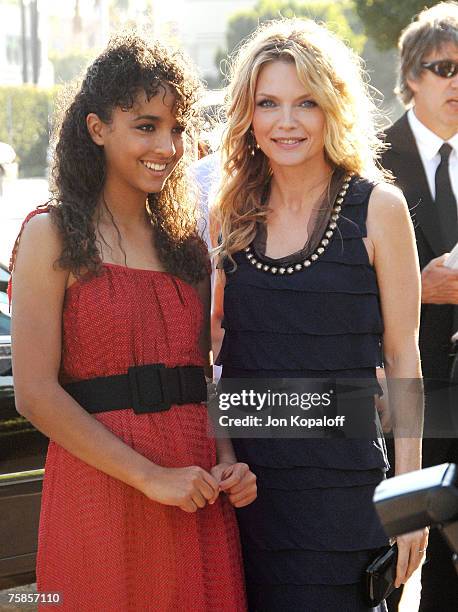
top-left (251, 60), bottom-right (328, 173)
top-left (89, 84), bottom-right (185, 198)
top-left (408, 42), bottom-right (458, 139)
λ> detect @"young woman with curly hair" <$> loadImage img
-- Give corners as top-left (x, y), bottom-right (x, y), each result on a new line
top-left (9, 33), bottom-right (254, 611)
top-left (213, 19), bottom-right (427, 611)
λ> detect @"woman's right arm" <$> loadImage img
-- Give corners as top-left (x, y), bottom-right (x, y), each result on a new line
top-left (211, 267), bottom-right (226, 360)
top-left (12, 213), bottom-right (218, 512)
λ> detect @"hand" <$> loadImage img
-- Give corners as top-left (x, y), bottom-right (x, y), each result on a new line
top-left (211, 461), bottom-right (233, 485)
top-left (214, 462), bottom-right (257, 508)
top-left (142, 465), bottom-right (219, 513)
top-left (394, 528), bottom-right (429, 588)
top-left (421, 254), bottom-right (458, 304)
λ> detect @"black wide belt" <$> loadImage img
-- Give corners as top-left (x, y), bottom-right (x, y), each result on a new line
top-left (64, 364), bottom-right (207, 415)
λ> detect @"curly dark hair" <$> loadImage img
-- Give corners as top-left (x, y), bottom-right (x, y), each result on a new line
top-left (48, 31), bottom-right (209, 284)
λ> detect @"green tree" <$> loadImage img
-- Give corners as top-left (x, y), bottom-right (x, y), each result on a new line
top-left (49, 49), bottom-right (95, 84)
top-left (216, 0), bottom-right (366, 81)
top-left (361, 39), bottom-right (402, 121)
top-left (0, 86), bottom-right (57, 177)
top-left (354, 0), bottom-right (437, 51)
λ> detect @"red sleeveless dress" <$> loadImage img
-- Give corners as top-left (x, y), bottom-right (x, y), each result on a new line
top-left (11, 212), bottom-right (246, 612)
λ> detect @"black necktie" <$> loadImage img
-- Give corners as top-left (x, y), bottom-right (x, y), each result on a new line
top-left (435, 143), bottom-right (458, 251)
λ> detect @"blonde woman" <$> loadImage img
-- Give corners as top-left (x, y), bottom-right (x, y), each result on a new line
top-left (213, 19), bottom-right (428, 611)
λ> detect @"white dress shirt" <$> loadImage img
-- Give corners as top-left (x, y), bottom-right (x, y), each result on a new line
top-left (408, 108), bottom-right (458, 210)
top-left (191, 152), bottom-right (221, 250)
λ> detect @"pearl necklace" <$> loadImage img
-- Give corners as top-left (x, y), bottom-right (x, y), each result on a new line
top-left (244, 174), bottom-right (352, 275)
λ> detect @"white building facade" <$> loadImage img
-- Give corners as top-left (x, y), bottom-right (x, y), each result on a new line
top-left (155, 0), bottom-right (256, 83)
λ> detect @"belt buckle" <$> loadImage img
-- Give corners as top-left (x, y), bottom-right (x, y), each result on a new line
top-left (128, 364), bottom-right (170, 414)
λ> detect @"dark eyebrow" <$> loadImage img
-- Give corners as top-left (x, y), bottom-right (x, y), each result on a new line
top-left (132, 114), bottom-right (161, 122)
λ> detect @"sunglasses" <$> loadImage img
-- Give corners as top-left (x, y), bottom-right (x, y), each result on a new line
top-left (421, 60), bottom-right (458, 78)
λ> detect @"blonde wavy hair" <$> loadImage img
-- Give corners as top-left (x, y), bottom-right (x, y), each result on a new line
top-left (215, 18), bottom-right (387, 264)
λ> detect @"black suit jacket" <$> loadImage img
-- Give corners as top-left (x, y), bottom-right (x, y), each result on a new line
top-left (381, 112), bottom-right (457, 379)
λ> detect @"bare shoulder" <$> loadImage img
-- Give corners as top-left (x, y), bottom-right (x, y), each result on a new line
top-left (13, 211), bottom-right (68, 286)
top-left (367, 182), bottom-right (412, 239)
top-left (19, 211), bottom-right (60, 245)
top-left (15, 212), bottom-right (63, 266)
top-left (368, 182), bottom-right (409, 216)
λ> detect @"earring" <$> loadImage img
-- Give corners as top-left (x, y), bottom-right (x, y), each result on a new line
top-left (248, 130), bottom-right (260, 156)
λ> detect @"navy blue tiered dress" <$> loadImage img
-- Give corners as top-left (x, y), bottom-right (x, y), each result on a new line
top-left (217, 176), bottom-right (390, 611)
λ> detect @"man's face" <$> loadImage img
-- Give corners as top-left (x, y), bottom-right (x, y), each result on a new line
top-left (408, 42), bottom-right (458, 140)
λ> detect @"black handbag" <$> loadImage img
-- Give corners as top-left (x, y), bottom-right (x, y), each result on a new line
top-left (364, 543), bottom-right (398, 606)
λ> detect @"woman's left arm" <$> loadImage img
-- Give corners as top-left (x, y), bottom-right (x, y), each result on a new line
top-left (367, 182), bottom-right (428, 587)
top-left (197, 271), bottom-right (257, 507)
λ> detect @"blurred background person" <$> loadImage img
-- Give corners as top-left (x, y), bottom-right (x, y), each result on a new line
top-left (381, 4), bottom-right (458, 611)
